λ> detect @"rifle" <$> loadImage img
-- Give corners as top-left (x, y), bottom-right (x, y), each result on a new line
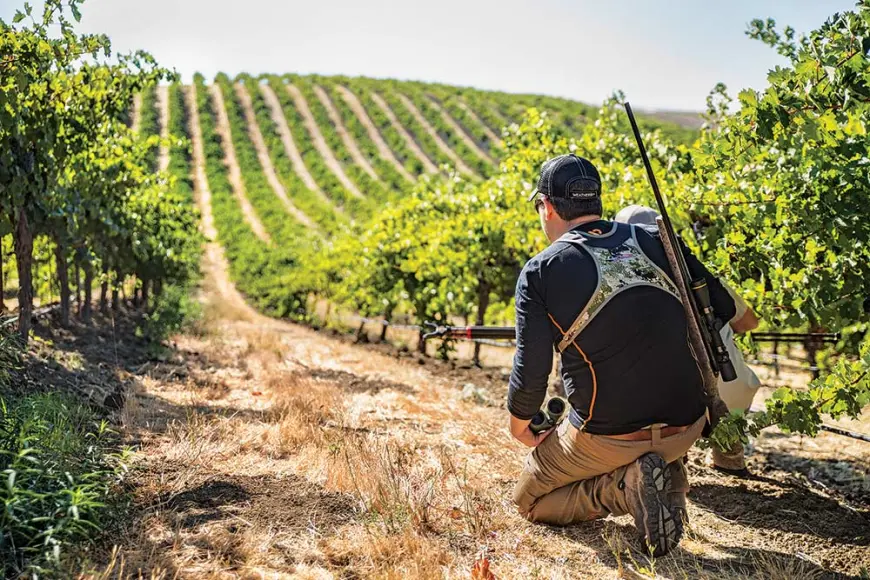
top-left (623, 102), bottom-right (735, 428)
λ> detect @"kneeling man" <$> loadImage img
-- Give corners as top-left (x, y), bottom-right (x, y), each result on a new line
top-left (511, 155), bottom-right (735, 555)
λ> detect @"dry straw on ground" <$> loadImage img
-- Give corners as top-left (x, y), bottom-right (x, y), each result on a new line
top-left (80, 247), bottom-right (869, 579)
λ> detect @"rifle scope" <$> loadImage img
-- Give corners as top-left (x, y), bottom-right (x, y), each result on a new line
top-left (691, 279), bottom-right (737, 381)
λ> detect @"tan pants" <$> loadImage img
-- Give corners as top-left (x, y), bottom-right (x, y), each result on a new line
top-left (513, 414), bottom-right (706, 525)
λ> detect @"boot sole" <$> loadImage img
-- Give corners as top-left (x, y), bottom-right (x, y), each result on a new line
top-left (637, 453), bottom-right (683, 557)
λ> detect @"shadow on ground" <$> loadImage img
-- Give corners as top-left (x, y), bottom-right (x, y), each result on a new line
top-left (165, 473), bottom-right (356, 532)
top-left (752, 449), bottom-right (870, 510)
top-left (105, 467), bottom-right (359, 576)
top-left (691, 473), bottom-right (869, 542)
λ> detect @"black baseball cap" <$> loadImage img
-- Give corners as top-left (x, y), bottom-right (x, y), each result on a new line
top-left (528, 154), bottom-right (602, 202)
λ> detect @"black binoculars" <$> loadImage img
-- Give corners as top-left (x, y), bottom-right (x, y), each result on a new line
top-left (529, 397), bottom-right (568, 434)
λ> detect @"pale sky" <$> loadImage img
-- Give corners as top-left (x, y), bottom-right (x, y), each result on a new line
top-left (0, 0), bottom-right (857, 111)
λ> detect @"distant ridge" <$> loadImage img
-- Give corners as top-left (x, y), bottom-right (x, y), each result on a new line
top-left (643, 109), bottom-right (703, 129)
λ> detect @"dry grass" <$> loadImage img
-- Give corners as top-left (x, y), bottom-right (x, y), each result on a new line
top-left (320, 526), bottom-right (455, 579)
top-left (74, 253), bottom-right (869, 579)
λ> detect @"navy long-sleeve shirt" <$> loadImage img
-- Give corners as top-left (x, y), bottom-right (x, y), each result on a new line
top-left (507, 220), bottom-right (735, 435)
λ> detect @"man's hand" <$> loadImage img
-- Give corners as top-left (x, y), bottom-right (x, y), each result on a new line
top-left (730, 307), bottom-right (759, 334)
top-left (509, 414), bottom-right (555, 448)
top-left (722, 280), bottom-right (760, 334)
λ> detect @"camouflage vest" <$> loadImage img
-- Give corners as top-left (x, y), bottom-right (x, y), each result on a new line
top-left (555, 222), bottom-right (680, 353)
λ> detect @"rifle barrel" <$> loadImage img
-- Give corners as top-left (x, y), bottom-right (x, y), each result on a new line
top-left (751, 332), bottom-right (840, 343)
top-left (623, 104), bottom-right (688, 284)
top-left (439, 326), bottom-right (515, 340)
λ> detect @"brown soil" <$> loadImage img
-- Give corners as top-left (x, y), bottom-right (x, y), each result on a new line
top-left (336, 84), bottom-right (416, 183)
top-left (425, 94), bottom-right (495, 164)
top-left (14, 309), bottom-right (151, 410)
top-left (370, 91), bottom-right (439, 175)
top-left (207, 84), bottom-right (272, 244)
top-left (457, 99), bottom-right (503, 146)
top-left (156, 84), bottom-right (170, 172)
top-left (164, 473), bottom-right (355, 535)
top-left (233, 83), bottom-right (318, 231)
top-left (313, 84), bottom-right (380, 182)
top-left (285, 83), bottom-right (365, 199)
top-left (395, 92), bottom-right (477, 177)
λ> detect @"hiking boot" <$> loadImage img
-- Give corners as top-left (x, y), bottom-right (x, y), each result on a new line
top-left (623, 453), bottom-right (683, 557)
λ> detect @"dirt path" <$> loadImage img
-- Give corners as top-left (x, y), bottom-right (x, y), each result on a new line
top-left (370, 91), bottom-right (439, 175)
top-left (259, 83), bottom-right (339, 214)
top-left (234, 83), bottom-right (319, 231)
top-left (285, 84), bottom-right (365, 199)
top-left (425, 95), bottom-right (495, 165)
top-left (458, 99), bottom-right (503, 147)
top-left (336, 85), bottom-right (416, 182)
top-left (184, 85), bottom-right (217, 242)
top-left (208, 84), bottom-right (272, 245)
top-left (396, 92), bottom-right (477, 177)
top-left (130, 92), bottom-right (142, 133)
top-left (313, 85), bottom-right (380, 182)
top-left (156, 85), bottom-right (170, 173)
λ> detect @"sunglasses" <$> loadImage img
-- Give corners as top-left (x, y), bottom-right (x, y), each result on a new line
top-left (534, 196), bottom-right (547, 213)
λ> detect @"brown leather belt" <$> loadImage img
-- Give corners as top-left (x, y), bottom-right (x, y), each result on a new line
top-left (603, 424), bottom-right (691, 441)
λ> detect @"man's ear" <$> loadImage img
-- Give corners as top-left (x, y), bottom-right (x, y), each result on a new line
top-left (544, 199), bottom-right (557, 220)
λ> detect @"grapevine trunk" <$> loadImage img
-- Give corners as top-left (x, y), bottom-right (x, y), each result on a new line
top-left (54, 239), bottom-right (70, 327)
top-left (99, 264), bottom-right (108, 314)
top-left (74, 261), bottom-right (81, 315)
top-left (473, 279), bottom-right (491, 367)
top-left (12, 207), bottom-right (33, 343)
top-left (83, 259), bottom-right (93, 323)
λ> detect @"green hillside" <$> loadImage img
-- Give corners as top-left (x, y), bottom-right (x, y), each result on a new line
top-left (132, 73), bottom-right (699, 325)
top-left (144, 74), bottom-right (696, 239)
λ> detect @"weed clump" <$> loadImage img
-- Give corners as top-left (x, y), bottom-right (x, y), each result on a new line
top-left (0, 328), bottom-right (128, 577)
